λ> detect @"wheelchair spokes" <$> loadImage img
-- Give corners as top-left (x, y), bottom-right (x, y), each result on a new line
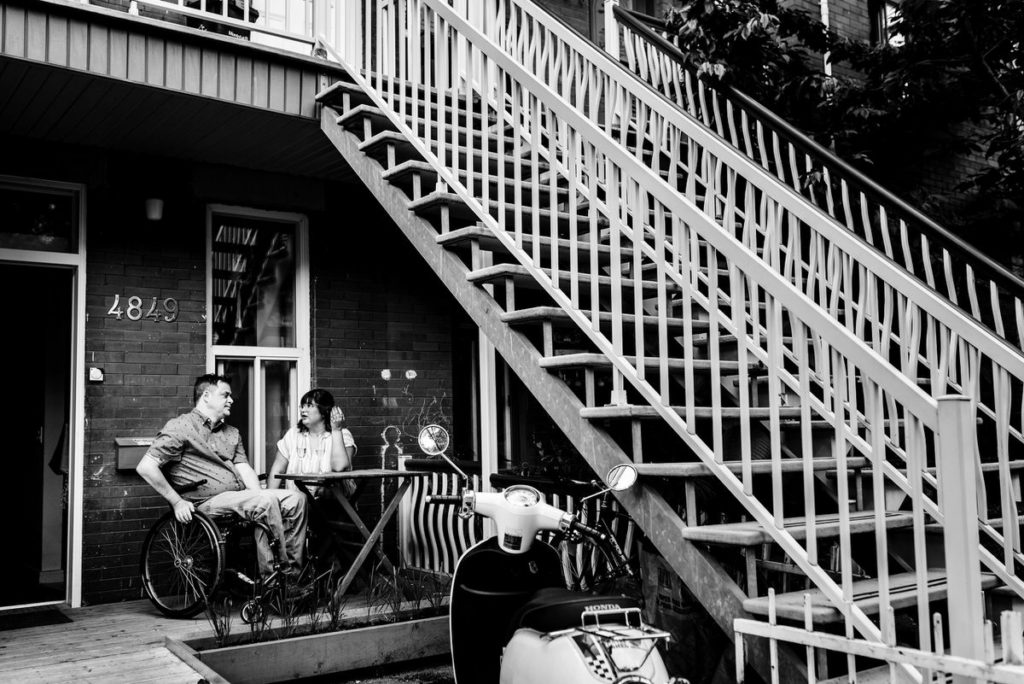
top-left (140, 511), bottom-right (223, 618)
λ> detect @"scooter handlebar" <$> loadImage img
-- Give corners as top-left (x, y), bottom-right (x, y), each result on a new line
top-left (425, 494), bottom-right (463, 505)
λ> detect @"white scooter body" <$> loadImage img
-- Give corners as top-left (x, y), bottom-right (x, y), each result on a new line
top-left (446, 486), bottom-right (677, 684)
top-left (416, 426), bottom-right (679, 684)
top-left (500, 627), bottom-right (672, 684)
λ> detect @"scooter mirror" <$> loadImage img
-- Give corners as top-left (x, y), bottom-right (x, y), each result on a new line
top-left (418, 424), bottom-right (450, 456)
top-left (418, 424), bottom-right (468, 484)
top-left (606, 464), bottom-right (638, 492)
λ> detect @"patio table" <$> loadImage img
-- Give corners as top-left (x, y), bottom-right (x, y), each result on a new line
top-left (279, 469), bottom-right (432, 602)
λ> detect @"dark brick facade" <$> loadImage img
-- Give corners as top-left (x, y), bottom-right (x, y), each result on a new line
top-left (1, 133), bottom-right (457, 604)
top-left (82, 173), bottom-right (209, 602)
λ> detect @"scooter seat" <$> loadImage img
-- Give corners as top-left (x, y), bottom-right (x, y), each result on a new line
top-left (508, 587), bottom-right (643, 639)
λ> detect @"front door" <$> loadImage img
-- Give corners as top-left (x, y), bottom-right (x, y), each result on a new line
top-left (0, 264), bottom-right (71, 607)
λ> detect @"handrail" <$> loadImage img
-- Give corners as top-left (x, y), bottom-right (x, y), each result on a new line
top-left (613, 5), bottom-right (1024, 340)
top-left (482, 0), bottom-right (1024, 377)
top-left (325, 0), bottom-right (1014, 661)
top-left (126, 0), bottom-right (317, 47)
top-left (475, 0), bottom-right (1024, 610)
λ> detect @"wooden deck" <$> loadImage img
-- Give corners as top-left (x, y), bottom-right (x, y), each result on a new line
top-left (0, 600), bottom-right (214, 683)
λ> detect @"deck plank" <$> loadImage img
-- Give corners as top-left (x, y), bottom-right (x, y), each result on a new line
top-left (0, 594), bottom-right (386, 682)
top-left (0, 600), bottom-right (210, 683)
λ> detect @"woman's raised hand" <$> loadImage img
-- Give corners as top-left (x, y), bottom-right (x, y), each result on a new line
top-left (330, 406), bottom-right (346, 430)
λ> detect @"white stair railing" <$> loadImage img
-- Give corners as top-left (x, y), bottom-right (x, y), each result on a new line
top-left (610, 4), bottom-right (1024, 360)
top-left (323, 0), bottom-right (1001, 662)
top-left (449, 0), bottom-right (1024, 599)
top-left (735, 597), bottom-right (1024, 684)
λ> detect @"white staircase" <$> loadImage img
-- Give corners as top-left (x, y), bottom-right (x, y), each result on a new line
top-left (314, 0), bottom-right (1024, 680)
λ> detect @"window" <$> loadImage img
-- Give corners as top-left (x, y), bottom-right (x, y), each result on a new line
top-left (871, 0), bottom-right (903, 47)
top-left (0, 181), bottom-right (78, 253)
top-left (207, 207), bottom-right (309, 473)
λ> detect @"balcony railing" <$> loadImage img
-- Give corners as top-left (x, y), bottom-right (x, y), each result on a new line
top-left (111, 0), bottom-right (326, 53)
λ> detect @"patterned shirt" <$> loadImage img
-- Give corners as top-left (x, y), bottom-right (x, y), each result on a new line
top-left (145, 409), bottom-right (248, 503)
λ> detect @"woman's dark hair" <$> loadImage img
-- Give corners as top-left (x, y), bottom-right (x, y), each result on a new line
top-left (297, 388), bottom-right (335, 433)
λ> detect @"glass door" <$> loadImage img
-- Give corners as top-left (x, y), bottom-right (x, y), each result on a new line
top-left (215, 357), bottom-right (297, 473)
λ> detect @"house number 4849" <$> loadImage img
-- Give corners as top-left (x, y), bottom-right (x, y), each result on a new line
top-left (107, 295), bottom-right (179, 322)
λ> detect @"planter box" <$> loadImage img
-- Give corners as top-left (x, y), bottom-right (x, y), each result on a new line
top-left (168, 615), bottom-right (450, 683)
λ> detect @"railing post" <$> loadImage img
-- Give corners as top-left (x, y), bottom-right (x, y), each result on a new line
top-left (341, 0), bottom-right (363, 71)
top-left (937, 395), bottom-right (985, 684)
top-left (397, 449), bottom-right (412, 569)
top-left (478, 333), bottom-right (498, 539)
top-left (603, 0), bottom-right (619, 59)
top-left (313, 0), bottom-right (331, 50)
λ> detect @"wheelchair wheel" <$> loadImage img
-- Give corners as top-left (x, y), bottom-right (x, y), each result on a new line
top-left (239, 598), bottom-right (265, 625)
top-left (140, 510), bottom-right (223, 618)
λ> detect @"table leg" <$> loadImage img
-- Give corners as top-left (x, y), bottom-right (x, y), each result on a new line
top-left (329, 486), bottom-right (398, 576)
top-left (333, 480), bottom-right (414, 603)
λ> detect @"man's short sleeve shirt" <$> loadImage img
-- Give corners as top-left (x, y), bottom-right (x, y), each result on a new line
top-left (146, 409), bottom-right (247, 502)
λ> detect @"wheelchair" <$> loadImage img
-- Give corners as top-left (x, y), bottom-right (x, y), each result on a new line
top-left (139, 480), bottom-right (287, 622)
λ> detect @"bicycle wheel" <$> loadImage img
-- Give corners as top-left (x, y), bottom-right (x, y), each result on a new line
top-left (140, 511), bottom-right (223, 618)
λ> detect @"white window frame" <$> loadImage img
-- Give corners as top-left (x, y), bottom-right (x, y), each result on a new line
top-left (205, 204), bottom-right (310, 473)
top-left (0, 174), bottom-right (87, 609)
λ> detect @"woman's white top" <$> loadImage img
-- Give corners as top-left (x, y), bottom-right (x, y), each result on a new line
top-left (277, 426), bottom-right (355, 493)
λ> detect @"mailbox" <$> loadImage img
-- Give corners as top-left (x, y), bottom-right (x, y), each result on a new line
top-left (115, 437), bottom-right (154, 471)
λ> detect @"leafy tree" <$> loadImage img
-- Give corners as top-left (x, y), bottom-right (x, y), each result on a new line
top-left (664, 0), bottom-right (1024, 261)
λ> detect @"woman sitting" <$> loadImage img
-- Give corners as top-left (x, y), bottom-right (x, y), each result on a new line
top-left (267, 388), bottom-right (356, 493)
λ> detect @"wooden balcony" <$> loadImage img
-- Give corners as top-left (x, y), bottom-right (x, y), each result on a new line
top-left (1, 0), bottom-right (353, 181)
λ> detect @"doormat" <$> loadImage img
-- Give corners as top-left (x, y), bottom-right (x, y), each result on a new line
top-left (0, 608), bottom-right (72, 631)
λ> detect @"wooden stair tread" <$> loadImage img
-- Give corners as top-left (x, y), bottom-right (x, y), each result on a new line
top-left (826, 460), bottom-right (1024, 477)
top-left (540, 352), bottom-right (760, 373)
top-left (384, 161), bottom-right (568, 200)
top-left (743, 571), bottom-right (999, 623)
top-left (501, 305), bottom-right (695, 331)
top-left (411, 191), bottom-right (602, 227)
top-left (359, 131), bottom-right (546, 172)
top-left (336, 103), bottom-right (395, 131)
top-left (817, 664), bottom-right (895, 684)
top-left (318, 75), bottom-right (480, 110)
top-left (466, 263), bottom-right (674, 293)
top-left (437, 226), bottom-right (620, 259)
top-left (581, 404), bottom-right (802, 420)
top-left (633, 456), bottom-right (870, 478)
top-left (682, 510), bottom-right (914, 546)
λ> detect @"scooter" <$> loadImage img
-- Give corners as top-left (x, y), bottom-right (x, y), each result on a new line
top-left (415, 424), bottom-right (685, 684)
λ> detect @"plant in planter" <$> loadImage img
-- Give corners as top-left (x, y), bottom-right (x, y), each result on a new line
top-left (169, 566), bottom-right (452, 684)
top-left (203, 596), bottom-right (233, 649)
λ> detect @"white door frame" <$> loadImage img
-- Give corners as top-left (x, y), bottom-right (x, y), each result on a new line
top-left (0, 174), bottom-right (87, 608)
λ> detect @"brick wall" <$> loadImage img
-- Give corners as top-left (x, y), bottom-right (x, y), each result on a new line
top-left (45, 148), bottom-right (456, 604)
top-left (82, 172), bottom-right (208, 603)
top-left (310, 193), bottom-right (456, 529)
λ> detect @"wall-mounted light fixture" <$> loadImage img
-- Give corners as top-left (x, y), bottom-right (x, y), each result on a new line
top-left (145, 198), bottom-right (164, 221)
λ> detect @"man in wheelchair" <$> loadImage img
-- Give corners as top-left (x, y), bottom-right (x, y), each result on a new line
top-left (136, 373), bottom-right (308, 583)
